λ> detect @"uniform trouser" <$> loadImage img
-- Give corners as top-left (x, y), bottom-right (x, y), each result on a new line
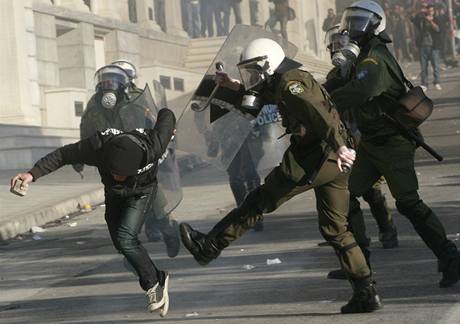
top-left (348, 180), bottom-right (394, 248)
top-left (227, 141), bottom-right (261, 206)
top-left (349, 135), bottom-right (453, 262)
top-left (105, 195), bottom-right (159, 291)
top-left (144, 188), bottom-right (177, 239)
top-left (362, 181), bottom-right (394, 234)
top-left (209, 148), bottom-right (371, 279)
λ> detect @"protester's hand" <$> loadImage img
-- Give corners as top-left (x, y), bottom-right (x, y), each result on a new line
top-left (336, 146), bottom-right (356, 172)
top-left (10, 172), bottom-right (33, 190)
top-left (215, 71), bottom-right (241, 91)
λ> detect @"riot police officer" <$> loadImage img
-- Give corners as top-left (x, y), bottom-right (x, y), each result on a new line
top-left (324, 24), bottom-right (399, 280)
top-left (330, 0), bottom-right (460, 288)
top-left (180, 37), bottom-right (382, 313)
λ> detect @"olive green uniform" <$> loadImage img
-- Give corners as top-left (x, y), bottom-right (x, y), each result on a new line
top-left (80, 85), bottom-right (176, 241)
top-left (207, 68), bottom-right (370, 279)
top-left (330, 38), bottom-right (457, 266)
top-left (324, 66), bottom-right (396, 250)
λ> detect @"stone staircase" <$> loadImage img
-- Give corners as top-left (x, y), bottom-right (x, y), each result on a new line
top-left (0, 124), bottom-right (79, 170)
top-left (184, 37), bottom-right (227, 73)
top-left (184, 36), bottom-right (331, 77)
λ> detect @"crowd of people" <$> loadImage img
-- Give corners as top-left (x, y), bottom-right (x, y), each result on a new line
top-left (180, 0), bottom-right (294, 40)
top-left (323, 0), bottom-right (460, 90)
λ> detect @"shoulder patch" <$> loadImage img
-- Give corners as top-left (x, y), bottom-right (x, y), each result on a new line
top-left (287, 81), bottom-right (304, 95)
top-left (361, 57), bottom-right (379, 65)
top-left (356, 70), bottom-right (369, 80)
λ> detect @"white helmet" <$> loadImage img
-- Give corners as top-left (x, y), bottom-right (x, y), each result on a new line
top-left (111, 59), bottom-right (137, 81)
top-left (341, 0), bottom-right (386, 37)
top-left (237, 38), bottom-right (286, 91)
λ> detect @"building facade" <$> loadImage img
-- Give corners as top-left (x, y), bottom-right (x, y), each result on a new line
top-left (0, 0), bottom-right (335, 129)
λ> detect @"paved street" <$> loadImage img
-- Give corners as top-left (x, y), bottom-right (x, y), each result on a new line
top-left (0, 62), bottom-right (459, 323)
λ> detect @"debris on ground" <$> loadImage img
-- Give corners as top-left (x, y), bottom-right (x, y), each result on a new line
top-left (185, 312), bottom-right (199, 318)
top-left (266, 258), bottom-right (282, 265)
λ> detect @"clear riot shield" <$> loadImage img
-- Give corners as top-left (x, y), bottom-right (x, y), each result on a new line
top-left (119, 84), bottom-right (183, 215)
top-left (248, 104), bottom-right (291, 173)
top-left (118, 84), bottom-right (157, 130)
top-left (152, 80), bottom-right (168, 109)
top-left (176, 25), bottom-right (297, 170)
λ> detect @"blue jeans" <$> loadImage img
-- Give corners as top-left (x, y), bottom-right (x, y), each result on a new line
top-left (420, 46), bottom-right (441, 86)
top-left (105, 194), bottom-right (160, 291)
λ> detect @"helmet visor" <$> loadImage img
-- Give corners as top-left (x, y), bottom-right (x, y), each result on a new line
top-left (329, 32), bottom-right (351, 53)
top-left (94, 65), bottom-right (130, 91)
top-left (237, 56), bottom-right (267, 91)
top-left (325, 25), bottom-right (340, 48)
top-left (340, 8), bottom-right (380, 36)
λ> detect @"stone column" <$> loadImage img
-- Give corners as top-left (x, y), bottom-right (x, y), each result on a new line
top-left (34, 11), bottom-right (60, 126)
top-left (164, 0), bottom-right (188, 37)
top-left (91, 0), bottom-right (129, 21)
top-left (55, 0), bottom-right (90, 12)
top-left (285, 0), bottom-right (300, 45)
top-left (135, 0), bottom-right (162, 31)
top-left (56, 22), bottom-right (95, 91)
top-left (240, 0), bottom-right (250, 25)
top-left (258, 0), bottom-right (271, 28)
top-left (0, 0), bottom-right (41, 125)
top-left (104, 30), bottom-right (140, 68)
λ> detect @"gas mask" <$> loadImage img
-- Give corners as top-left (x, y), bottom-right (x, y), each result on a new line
top-left (330, 31), bottom-right (361, 68)
top-left (101, 91), bottom-right (118, 109)
top-left (237, 55), bottom-right (272, 112)
top-left (241, 90), bottom-right (263, 111)
top-left (94, 65), bottom-right (130, 110)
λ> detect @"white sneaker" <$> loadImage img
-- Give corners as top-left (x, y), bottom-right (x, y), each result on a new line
top-left (146, 271), bottom-right (170, 317)
top-left (420, 85), bottom-right (428, 92)
top-left (435, 84), bottom-right (442, 90)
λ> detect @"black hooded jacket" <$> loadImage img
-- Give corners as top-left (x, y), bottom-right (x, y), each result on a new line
top-left (28, 108), bottom-right (176, 198)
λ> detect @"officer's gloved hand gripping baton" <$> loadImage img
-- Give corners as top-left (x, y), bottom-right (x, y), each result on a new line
top-left (191, 62), bottom-right (224, 112)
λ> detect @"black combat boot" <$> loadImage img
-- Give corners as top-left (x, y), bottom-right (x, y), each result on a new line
top-left (163, 219), bottom-right (180, 258)
top-left (180, 223), bottom-right (221, 266)
top-left (341, 277), bottom-right (382, 314)
top-left (438, 242), bottom-right (460, 288)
